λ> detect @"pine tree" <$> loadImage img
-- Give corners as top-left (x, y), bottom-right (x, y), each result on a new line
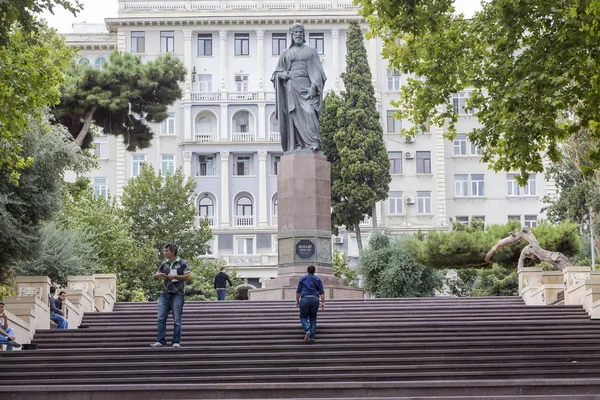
top-left (332, 20), bottom-right (391, 249)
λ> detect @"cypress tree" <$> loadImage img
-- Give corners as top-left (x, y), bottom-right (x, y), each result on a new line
top-left (332, 19), bottom-right (391, 249)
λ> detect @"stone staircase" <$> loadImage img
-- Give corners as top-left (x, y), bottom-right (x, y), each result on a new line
top-left (3, 297), bottom-right (600, 399)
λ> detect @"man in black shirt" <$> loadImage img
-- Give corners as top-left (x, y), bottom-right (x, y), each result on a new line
top-left (214, 266), bottom-right (233, 301)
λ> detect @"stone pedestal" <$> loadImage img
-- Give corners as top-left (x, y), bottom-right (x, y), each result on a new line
top-left (249, 152), bottom-right (364, 301)
top-left (277, 152), bottom-right (332, 268)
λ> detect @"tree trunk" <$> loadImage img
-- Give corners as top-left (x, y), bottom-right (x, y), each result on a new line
top-left (485, 227), bottom-right (572, 271)
top-left (355, 223), bottom-right (363, 251)
top-left (371, 203), bottom-right (378, 230)
top-left (75, 107), bottom-right (97, 147)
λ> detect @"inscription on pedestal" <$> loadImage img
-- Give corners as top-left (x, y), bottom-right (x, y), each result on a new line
top-left (295, 239), bottom-right (316, 260)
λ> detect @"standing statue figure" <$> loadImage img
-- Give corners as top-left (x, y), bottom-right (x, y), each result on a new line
top-left (271, 23), bottom-right (327, 152)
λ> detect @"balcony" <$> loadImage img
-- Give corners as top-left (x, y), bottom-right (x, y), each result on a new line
top-left (195, 132), bottom-right (218, 142)
top-left (269, 132), bottom-right (280, 142)
top-left (235, 216), bottom-right (254, 226)
top-left (231, 132), bottom-right (256, 142)
top-left (360, 216), bottom-right (373, 227)
top-left (195, 215), bottom-right (216, 227)
top-left (228, 92), bottom-right (259, 101)
top-left (222, 254), bottom-right (278, 266)
top-left (191, 92), bottom-right (221, 102)
top-left (120, 0), bottom-right (358, 12)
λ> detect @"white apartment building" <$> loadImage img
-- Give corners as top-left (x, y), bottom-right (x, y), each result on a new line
top-left (64, 0), bottom-right (554, 293)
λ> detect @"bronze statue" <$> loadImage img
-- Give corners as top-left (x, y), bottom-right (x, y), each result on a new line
top-left (271, 23), bottom-right (327, 152)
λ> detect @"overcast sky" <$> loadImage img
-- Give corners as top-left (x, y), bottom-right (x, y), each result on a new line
top-left (41, 0), bottom-right (484, 33)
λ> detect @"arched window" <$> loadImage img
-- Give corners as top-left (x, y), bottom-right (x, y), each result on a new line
top-left (270, 112), bottom-right (279, 133)
top-left (94, 57), bottom-right (107, 70)
top-left (78, 57), bottom-right (91, 65)
top-left (199, 196), bottom-right (214, 217)
top-left (194, 111), bottom-right (217, 142)
top-left (236, 196), bottom-right (253, 216)
top-left (234, 111), bottom-right (250, 133)
top-left (272, 196), bottom-right (278, 216)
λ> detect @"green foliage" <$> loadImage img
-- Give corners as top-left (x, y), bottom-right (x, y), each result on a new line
top-left (407, 221), bottom-right (582, 269)
top-left (0, 268), bottom-right (17, 300)
top-left (470, 265), bottom-right (518, 297)
top-left (186, 259), bottom-right (244, 301)
top-left (120, 163), bottom-right (212, 259)
top-left (443, 268), bottom-right (478, 297)
top-left (0, 0), bottom-right (82, 46)
top-left (54, 51), bottom-right (186, 150)
top-left (357, 0), bottom-right (600, 182)
top-left (332, 248), bottom-right (358, 287)
top-left (359, 230), bottom-right (443, 297)
top-left (0, 23), bottom-right (76, 183)
top-left (0, 113), bottom-right (91, 280)
top-left (16, 221), bottom-right (101, 286)
top-left (321, 21), bottom-right (391, 237)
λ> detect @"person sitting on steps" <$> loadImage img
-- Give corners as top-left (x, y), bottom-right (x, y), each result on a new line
top-left (0, 301), bottom-right (21, 350)
top-left (48, 286), bottom-right (68, 329)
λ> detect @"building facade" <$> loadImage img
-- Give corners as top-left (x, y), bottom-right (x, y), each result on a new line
top-left (64, 0), bottom-right (555, 291)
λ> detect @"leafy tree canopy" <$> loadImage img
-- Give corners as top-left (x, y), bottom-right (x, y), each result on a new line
top-left (405, 220), bottom-right (582, 269)
top-left (120, 163), bottom-right (212, 259)
top-left (0, 23), bottom-right (76, 183)
top-left (359, 230), bottom-right (443, 297)
top-left (54, 51), bottom-right (187, 150)
top-left (357, 0), bottom-right (600, 183)
top-left (332, 248), bottom-right (358, 287)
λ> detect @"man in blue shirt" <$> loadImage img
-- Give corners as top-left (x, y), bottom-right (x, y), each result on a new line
top-left (48, 286), bottom-right (68, 329)
top-left (295, 265), bottom-right (325, 342)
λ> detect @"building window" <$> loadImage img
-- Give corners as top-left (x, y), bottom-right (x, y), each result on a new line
top-left (132, 154), bottom-right (145, 177)
top-left (508, 215), bottom-right (521, 223)
top-left (387, 69), bottom-right (401, 91)
top-left (272, 196), bottom-right (278, 216)
top-left (236, 197), bottom-right (253, 216)
top-left (197, 74), bottom-right (212, 92)
top-left (452, 91), bottom-right (477, 115)
top-left (309, 33), bottom-right (324, 54)
top-left (160, 31), bottom-right (175, 53)
top-left (199, 196), bottom-right (214, 218)
top-left (416, 151), bottom-right (431, 174)
top-left (161, 154), bottom-right (175, 176)
top-left (507, 174), bottom-right (536, 196)
top-left (456, 216), bottom-right (469, 224)
top-left (234, 33), bottom-right (250, 56)
top-left (524, 215), bottom-right (538, 228)
top-left (197, 34), bottom-right (212, 56)
top-left (471, 142), bottom-right (482, 155)
top-left (78, 57), bottom-right (90, 65)
top-left (272, 155), bottom-right (281, 175)
top-left (93, 178), bottom-right (107, 199)
top-left (198, 156), bottom-right (215, 176)
top-left (131, 31), bottom-right (145, 53)
top-left (454, 174), bottom-right (468, 197)
top-left (472, 216), bottom-right (485, 225)
top-left (236, 237), bottom-right (254, 255)
top-left (388, 152), bottom-right (402, 175)
top-left (161, 112), bottom-right (175, 135)
top-left (453, 134), bottom-right (467, 156)
top-left (235, 156), bottom-right (251, 176)
top-left (417, 191), bottom-right (432, 214)
top-left (204, 237), bottom-right (217, 257)
top-left (93, 136), bottom-right (108, 159)
top-left (386, 110), bottom-right (402, 133)
top-left (272, 33), bottom-right (287, 55)
top-left (234, 74), bottom-right (249, 92)
top-left (94, 57), bottom-right (107, 70)
top-left (388, 192), bottom-right (403, 215)
top-left (471, 174), bottom-right (485, 196)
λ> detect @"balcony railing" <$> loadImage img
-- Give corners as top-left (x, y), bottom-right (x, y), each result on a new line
top-left (195, 132), bottom-right (218, 142)
top-left (191, 92), bottom-right (221, 102)
top-left (120, 0), bottom-right (358, 12)
top-left (235, 216), bottom-right (254, 226)
top-left (195, 215), bottom-right (216, 227)
top-left (360, 216), bottom-right (373, 226)
top-left (222, 254), bottom-right (278, 266)
top-left (228, 92), bottom-right (259, 101)
top-left (269, 132), bottom-right (280, 142)
top-left (231, 132), bottom-right (256, 142)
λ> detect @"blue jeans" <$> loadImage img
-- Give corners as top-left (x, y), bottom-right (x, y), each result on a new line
top-left (216, 288), bottom-right (226, 301)
top-left (51, 313), bottom-right (68, 329)
top-left (157, 292), bottom-right (185, 345)
top-left (299, 296), bottom-right (320, 340)
top-left (0, 327), bottom-right (16, 350)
